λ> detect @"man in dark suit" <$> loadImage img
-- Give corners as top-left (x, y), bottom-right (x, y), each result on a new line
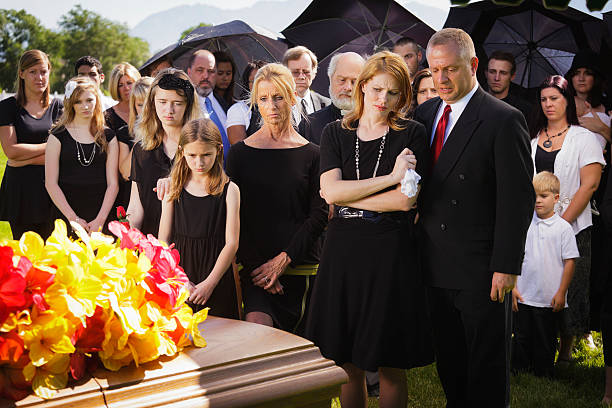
top-left (298, 52), bottom-right (364, 144)
top-left (414, 28), bottom-right (535, 407)
top-left (282, 46), bottom-right (331, 125)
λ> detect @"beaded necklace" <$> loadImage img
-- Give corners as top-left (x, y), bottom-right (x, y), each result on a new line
top-left (355, 127), bottom-right (388, 180)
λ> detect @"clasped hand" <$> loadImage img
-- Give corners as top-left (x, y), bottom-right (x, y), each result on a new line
top-left (251, 252), bottom-right (290, 295)
top-left (390, 148), bottom-right (417, 184)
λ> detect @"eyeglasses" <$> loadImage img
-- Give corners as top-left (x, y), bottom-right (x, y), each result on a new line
top-left (291, 69), bottom-right (312, 78)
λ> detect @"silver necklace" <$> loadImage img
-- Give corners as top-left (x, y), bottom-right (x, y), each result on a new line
top-left (75, 140), bottom-right (96, 167)
top-left (355, 128), bottom-right (388, 180)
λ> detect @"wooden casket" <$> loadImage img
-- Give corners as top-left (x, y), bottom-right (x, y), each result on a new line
top-left (7, 317), bottom-right (347, 407)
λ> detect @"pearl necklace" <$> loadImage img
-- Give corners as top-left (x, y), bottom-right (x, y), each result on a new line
top-left (355, 127), bottom-right (388, 180)
top-left (75, 140), bottom-right (96, 167)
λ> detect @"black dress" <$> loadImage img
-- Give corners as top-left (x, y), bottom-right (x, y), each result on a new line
top-left (226, 141), bottom-right (327, 332)
top-left (51, 127), bottom-right (115, 229)
top-left (130, 142), bottom-right (173, 236)
top-left (172, 183), bottom-right (238, 319)
top-left (104, 107), bottom-right (127, 132)
top-left (114, 125), bottom-right (134, 210)
top-left (0, 97), bottom-right (63, 239)
top-left (305, 120), bottom-right (434, 371)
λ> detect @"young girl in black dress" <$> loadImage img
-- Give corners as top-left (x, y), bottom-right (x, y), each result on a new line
top-left (45, 77), bottom-right (119, 233)
top-left (0, 50), bottom-right (63, 239)
top-left (158, 118), bottom-right (240, 319)
top-left (127, 69), bottom-right (202, 236)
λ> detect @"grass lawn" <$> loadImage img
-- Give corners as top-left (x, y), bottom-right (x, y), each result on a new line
top-left (0, 150), bottom-right (606, 406)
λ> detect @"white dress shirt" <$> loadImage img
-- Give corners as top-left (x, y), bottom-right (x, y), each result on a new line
top-left (517, 212), bottom-right (579, 308)
top-left (430, 81), bottom-right (480, 145)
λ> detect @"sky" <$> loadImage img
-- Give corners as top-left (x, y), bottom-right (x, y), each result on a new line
top-left (5, 0), bottom-right (611, 31)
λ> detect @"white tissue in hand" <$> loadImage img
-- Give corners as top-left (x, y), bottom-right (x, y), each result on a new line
top-left (400, 169), bottom-right (421, 197)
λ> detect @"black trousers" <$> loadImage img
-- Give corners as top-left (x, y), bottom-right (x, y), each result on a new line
top-left (512, 304), bottom-right (559, 377)
top-left (427, 286), bottom-right (511, 408)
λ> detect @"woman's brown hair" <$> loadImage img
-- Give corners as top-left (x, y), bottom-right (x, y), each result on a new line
top-left (50, 76), bottom-right (108, 151)
top-left (342, 51), bottom-right (412, 131)
top-left (166, 118), bottom-right (229, 201)
top-left (15, 50), bottom-right (51, 108)
top-left (135, 68), bottom-right (202, 151)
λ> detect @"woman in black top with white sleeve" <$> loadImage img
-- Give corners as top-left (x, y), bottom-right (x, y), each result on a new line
top-left (226, 63), bottom-right (327, 333)
top-left (0, 50), bottom-right (63, 239)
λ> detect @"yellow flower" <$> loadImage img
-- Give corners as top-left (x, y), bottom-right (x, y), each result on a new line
top-left (23, 353), bottom-right (70, 399)
top-left (44, 254), bottom-right (102, 320)
top-left (44, 220), bottom-right (86, 266)
top-left (108, 278), bottom-right (146, 336)
top-left (22, 312), bottom-right (75, 367)
top-left (1, 309), bottom-right (31, 333)
top-left (190, 308), bottom-right (209, 348)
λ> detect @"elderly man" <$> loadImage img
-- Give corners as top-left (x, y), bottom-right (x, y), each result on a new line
top-left (392, 37), bottom-right (423, 78)
top-left (187, 49), bottom-right (230, 161)
top-left (414, 28), bottom-right (534, 407)
top-left (298, 52), bottom-right (365, 144)
top-left (282, 46), bottom-right (330, 124)
top-left (485, 50), bottom-right (533, 122)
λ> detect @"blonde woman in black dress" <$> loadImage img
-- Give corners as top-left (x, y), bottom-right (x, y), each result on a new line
top-left (306, 51), bottom-right (433, 408)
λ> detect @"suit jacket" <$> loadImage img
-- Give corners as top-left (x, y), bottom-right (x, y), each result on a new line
top-left (309, 90), bottom-right (331, 112)
top-left (298, 104), bottom-right (342, 145)
top-left (414, 87), bottom-right (535, 290)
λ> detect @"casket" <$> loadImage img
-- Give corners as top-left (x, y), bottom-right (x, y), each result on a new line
top-left (6, 317), bottom-right (347, 407)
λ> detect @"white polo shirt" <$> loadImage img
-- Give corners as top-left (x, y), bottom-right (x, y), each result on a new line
top-left (517, 212), bottom-right (580, 308)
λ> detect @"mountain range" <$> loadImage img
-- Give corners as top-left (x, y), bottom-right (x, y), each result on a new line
top-left (130, 1), bottom-right (447, 53)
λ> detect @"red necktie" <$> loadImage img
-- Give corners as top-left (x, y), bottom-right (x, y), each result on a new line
top-left (431, 104), bottom-right (451, 166)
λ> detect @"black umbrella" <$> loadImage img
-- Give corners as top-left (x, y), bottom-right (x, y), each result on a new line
top-left (444, 0), bottom-right (605, 89)
top-left (139, 20), bottom-right (287, 92)
top-left (282, 0), bottom-right (435, 95)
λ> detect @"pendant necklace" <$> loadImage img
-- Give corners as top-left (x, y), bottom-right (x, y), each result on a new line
top-left (355, 127), bottom-right (388, 180)
top-left (542, 125), bottom-right (570, 148)
top-left (75, 140), bottom-right (96, 167)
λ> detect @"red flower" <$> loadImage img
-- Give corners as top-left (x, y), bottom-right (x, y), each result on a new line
top-left (0, 332), bottom-right (24, 365)
top-left (69, 307), bottom-right (105, 380)
top-left (0, 247), bottom-right (27, 325)
top-left (108, 221), bottom-right (145, 250)
top-left (12, 256), bottom-right (53, 312)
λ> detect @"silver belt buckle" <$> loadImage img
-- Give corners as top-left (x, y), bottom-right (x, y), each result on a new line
top-left (338, 207), bottom-right (363, 218)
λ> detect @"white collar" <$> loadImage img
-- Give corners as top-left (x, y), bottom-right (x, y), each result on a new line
top-left (535, 212), bottom-right (559, 225)
top-left (298, 89), bottom-right (312, 103)
top-left (441, 81), bottom-right (479, 116)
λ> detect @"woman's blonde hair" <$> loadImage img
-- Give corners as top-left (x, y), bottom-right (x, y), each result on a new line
top-left (342, 51), bottom-right (412, 131)
top-left (108, 62), bottom-right (141, 102)
top-left (250, 63), bottom-right (297, 128)
top-left (50, 76), bottom-right (108, 151)
top-left (135, 68), bottom-right (202, 151)
top-left (167, 118), bottom-right (229, 201)
top-left (128, 76), bottom-right (154, 135)
top-left (16, 50), bottom-right (51, 108)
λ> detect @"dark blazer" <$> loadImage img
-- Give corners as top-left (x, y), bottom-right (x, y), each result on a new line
top-left (298, 104), bottom-right (342, 145)
top-left (310, 90), bottom-right (331, 112)
top-left (414, 86), bottom-right (535, 290)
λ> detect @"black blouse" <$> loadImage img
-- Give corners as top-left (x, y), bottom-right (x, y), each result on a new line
top-left (226, 141), bottom-right (327, 268)
top-left (0, 97), bottom-right (63, 142)
top-left (535, 145), bottom-right (560, 173)
top-left (104, 107), bottom-right (127, 133)
top-left (130, 141), bottom-right (174, 236)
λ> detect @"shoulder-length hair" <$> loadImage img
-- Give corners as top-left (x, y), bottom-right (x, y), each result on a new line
top-left (50, 76), bottom-right (108, 151)
top-left (213, 51), bottom-right (237, 105)
top-left (109, 62), bottom-right (141, 102)
top-left (128, 76), bottom-right (154, 135)
top-left (15, 50), bottom-right (51, 108)
top-left (343, 51), bottom-right (412, 131)
top-left (167, 118), bottom-right (229, 201)
top-left (250, 63), bottom-right (297, 128)
top-left (566, 67), bottom-right (605, 109)
top-left (135, 68), bottom-right (202, 151)
top-left (529, 75), bottom-right (580, 139)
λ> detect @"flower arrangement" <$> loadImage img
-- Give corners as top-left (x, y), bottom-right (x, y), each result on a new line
top-left (0, 220), bottom-right (208, 400)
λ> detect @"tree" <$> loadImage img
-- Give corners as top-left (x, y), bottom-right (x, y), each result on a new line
top-left (57, 5), bottom-right (150, 93)
top-left (180, 23), bottom-right (212, 41)
top-left (0, 9), bottom-right (62, 93)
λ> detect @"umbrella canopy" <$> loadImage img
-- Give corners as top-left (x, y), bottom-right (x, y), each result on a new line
top-left (282, 0), bottom-right (435, 95)
top-left (139, 20), bottom-right (287, 93)
top-left (444, 0), bottom-right (605, 89)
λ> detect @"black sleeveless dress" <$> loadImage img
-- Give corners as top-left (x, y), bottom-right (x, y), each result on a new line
top-left (172, 182), bottom-right (239, 319)
top-left (51, 127), bottom-right (115, 230)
